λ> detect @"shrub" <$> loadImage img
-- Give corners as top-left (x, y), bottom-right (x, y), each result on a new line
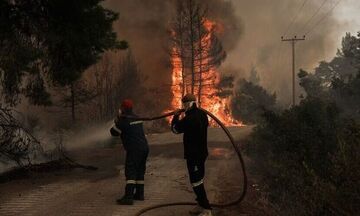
top-left (231, 79), bottom-right (276, 124)
top-left (247, 97), bottom-right (360, 215)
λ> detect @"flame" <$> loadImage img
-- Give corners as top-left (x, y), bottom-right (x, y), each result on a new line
top-left (170, 46), bottom-right (183, 110)
top-left (169, 19), bottom-right (243, 127)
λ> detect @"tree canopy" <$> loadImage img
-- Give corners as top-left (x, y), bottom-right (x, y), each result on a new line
top-left (298, 32), bottom-right (360, 118)
top-left (0, 0), bottom-right (127, 106)
top-left (248, 32), bottom-right (360, 215)
top-left (231, 78), bottom-right (276, 124)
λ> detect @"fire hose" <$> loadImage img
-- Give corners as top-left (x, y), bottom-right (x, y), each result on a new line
top-left (129, 108), bottom-right (248, 216)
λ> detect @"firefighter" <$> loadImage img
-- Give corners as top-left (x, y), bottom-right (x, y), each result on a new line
top-left (110, 99), bottom-right (149, 205)
top-left (171, 94), bottom-right (213, 216)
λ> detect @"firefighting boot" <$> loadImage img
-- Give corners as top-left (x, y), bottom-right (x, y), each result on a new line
top-left (116, 184), bottom-right (135, 205)
top-left (133, 183), bottom-right (144, 200)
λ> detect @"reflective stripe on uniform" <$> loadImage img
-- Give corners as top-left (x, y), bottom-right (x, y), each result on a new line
top-left (126, 180), bottom-right (136, 184)
top-left (136, 180), bottom-right (145, 184)
top-left (191, 179), bottom-right (204, 187)
top-left (112, 125), bottom-right (121, 133)
top-left (130, 121), bottom-right (143, 125)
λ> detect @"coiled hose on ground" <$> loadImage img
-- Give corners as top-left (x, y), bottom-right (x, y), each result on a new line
top-left (130, 108), bottom-right (248, 216)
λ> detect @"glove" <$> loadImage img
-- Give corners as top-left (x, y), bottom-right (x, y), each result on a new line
top-left (110, 127), bottom-right (120, 136)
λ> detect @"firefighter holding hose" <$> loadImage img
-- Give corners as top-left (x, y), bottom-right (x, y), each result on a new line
top-left (171, 94), bottom-right (213, 216)
top-left (110, 99), bottom-right (149, 205)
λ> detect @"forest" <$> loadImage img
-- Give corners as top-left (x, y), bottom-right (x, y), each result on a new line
top-left (0, 0), bottom-right (359, 216)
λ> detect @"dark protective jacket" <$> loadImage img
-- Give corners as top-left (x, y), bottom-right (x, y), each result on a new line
top-left (171, 106), bottom-right (209, 161)
top-left (110, 112), bottom-right (149, 152)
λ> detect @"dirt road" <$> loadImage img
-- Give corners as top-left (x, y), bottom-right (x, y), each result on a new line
top-left (0, 126), bottom-right (261, 216)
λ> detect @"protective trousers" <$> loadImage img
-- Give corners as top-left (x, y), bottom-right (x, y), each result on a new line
top-left (124, 150), bottom-right (149, 198)
top-left (186, 159), bottom-right (211, 210)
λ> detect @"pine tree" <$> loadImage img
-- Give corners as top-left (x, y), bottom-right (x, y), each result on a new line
top-left (0, 0), bottom-right (127, 106)
top-left (170, 0), bottom-right (226, 105)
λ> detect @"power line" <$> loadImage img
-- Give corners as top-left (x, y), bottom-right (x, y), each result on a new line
top-left (297, 0), bottom-right (330, 34)
top-left (305, 0), bottom-right (343, 36)
top-left (283, 0), bottom-right (310, 37)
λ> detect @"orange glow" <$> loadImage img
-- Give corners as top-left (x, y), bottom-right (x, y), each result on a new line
top-left (169, 19), bottom-right (242, 127)
top-left (170, 46), bottom-right (183, 110)
top-left (210, 147), bottom-right (231, 158)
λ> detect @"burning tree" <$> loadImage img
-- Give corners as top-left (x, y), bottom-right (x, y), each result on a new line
top-left (169, 0), bottom-right (240, 125)
top-left (170, 0), bottom-right (226, 103)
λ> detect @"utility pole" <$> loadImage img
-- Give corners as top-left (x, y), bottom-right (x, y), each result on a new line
top-left (281, 35), bottom-right (305, 106)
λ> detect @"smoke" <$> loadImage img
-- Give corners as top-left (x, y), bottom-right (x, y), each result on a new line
top-left (104, 0), bottom-right (350, 106)
top-left (223, 0), bottom-right (346, 105)
top-left (103, 0), bottom-right (174, 88)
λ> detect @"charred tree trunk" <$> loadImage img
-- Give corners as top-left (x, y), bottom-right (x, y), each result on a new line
top-left (180, 45), bottom-right (186, 96)
top-left (197, 14), bottom-right (203, 107)
top-left (189, 0), bottom-right (195, 94)
top-left (178, 1), bottom-right (186, 97)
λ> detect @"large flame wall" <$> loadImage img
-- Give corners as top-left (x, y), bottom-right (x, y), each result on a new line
top-left (170, 20), bottom-right (242, 127)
